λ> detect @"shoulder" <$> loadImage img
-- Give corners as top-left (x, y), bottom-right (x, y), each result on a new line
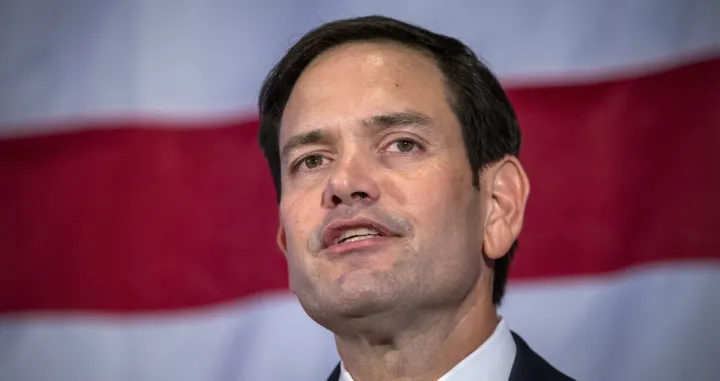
top-left (510, 332), bottom-right (575, 381)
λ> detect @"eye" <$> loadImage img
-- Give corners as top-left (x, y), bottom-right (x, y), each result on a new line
top-left (303, 155), bottom-right (324, 169)
top-left (293, 154), bottom-right (326, 172)
top-left (387, 139), bottom-right (421, 153)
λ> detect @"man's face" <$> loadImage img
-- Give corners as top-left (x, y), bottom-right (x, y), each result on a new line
top-left (276, 42), bottom-right (496, 323)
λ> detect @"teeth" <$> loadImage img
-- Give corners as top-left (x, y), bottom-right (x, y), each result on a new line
top-left (334, 227), bottom-right (380, 245)
top-left (341, 235), bottom-right (376, 244)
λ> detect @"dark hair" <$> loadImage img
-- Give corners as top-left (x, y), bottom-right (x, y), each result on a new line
top-left (258, 15), bottom-right (521, 306)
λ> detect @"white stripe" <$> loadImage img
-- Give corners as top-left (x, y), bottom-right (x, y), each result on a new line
top-left (1, 263), bottom-right (718, 381)
top-left (500, 262), bottom-right (720, 381)
top-left (0, 293), bottom-right (339, 381)
top-left (0, 0), bottom-right (718, 130)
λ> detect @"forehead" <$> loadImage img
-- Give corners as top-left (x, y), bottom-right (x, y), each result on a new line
top-left (279, 41), bottom-right (456, 140)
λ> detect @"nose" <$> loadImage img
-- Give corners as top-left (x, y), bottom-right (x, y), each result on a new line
top-left (322, 154), bottom-right (380, 208)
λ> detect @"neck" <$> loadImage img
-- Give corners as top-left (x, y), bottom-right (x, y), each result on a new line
top-left (334, 283), bottom-right (498, 381)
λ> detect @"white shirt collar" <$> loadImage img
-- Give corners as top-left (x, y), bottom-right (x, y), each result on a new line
top-left (339, 319), bottom-right (516, 381)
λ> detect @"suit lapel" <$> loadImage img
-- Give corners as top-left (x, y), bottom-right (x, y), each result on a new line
top-left (326, 363), bottom-right (341, 381)
top-left (509, 332), bottom-right (574, 381)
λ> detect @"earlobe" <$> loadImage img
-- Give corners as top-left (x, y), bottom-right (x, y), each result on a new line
top-left (276, 225), bottom-right (288, 255)
top-left (483, 156), bottom-right (530, 259)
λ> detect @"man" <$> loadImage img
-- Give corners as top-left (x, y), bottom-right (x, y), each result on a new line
top-left (257, 15), bottom-right (574, 381)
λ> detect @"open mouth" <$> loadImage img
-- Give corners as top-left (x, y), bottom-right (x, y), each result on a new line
top-left (321, 217), bottom-right (396, 250)
top-left (333, 227), bottom-right (382, 245)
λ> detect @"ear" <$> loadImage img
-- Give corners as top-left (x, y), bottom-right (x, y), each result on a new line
top-left (276, 224), bottom-right (288, 255)
top-left (483, 156), bottom-right (530, 260)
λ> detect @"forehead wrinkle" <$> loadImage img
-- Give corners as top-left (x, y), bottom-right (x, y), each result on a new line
top-left (280, 43), bottom-right (453, 164)
top-left (280, 110), bottom-right (439, 166)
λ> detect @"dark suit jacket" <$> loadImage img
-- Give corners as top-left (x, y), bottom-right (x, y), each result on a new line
top-left (326, 332), bottom-right (575, 381)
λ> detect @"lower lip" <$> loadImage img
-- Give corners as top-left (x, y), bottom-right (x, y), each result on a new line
top-left (324, 236), bottom-right (395, 255)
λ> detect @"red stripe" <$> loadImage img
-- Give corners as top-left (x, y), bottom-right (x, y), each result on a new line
top-left (509, 57), bottom-right (720, 278)
top-left (0, 121), bottom-right (287, 313)
top-left (1, 57), bottom-right (718, 312)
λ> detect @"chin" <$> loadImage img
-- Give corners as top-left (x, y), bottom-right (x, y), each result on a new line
top-left (299, 285), bottom-right (399, 328)
top-left (295, 268), bottom-right (417, 326)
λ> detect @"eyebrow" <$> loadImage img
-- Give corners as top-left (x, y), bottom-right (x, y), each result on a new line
top-left (280, 111), bottom-right (433, 164)
top-left (280, 130), bottom-right (330, 165)
top-left (362, 111), bottom-right (433, 130)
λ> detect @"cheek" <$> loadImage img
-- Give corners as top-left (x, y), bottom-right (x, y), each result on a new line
top-left (279, 210), bottom-right (316, 292)
top-left (280, 197), bottom-right (314, 254)
top-left (402, 158), bottom-right (473, 210)
top-left (378, 175), bottom-right (407, 205)
top-left (403, 161), bottom-right (477, 242)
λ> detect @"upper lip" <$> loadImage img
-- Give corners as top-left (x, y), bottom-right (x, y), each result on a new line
top-left (321, 217), bottom-right (395, 249)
